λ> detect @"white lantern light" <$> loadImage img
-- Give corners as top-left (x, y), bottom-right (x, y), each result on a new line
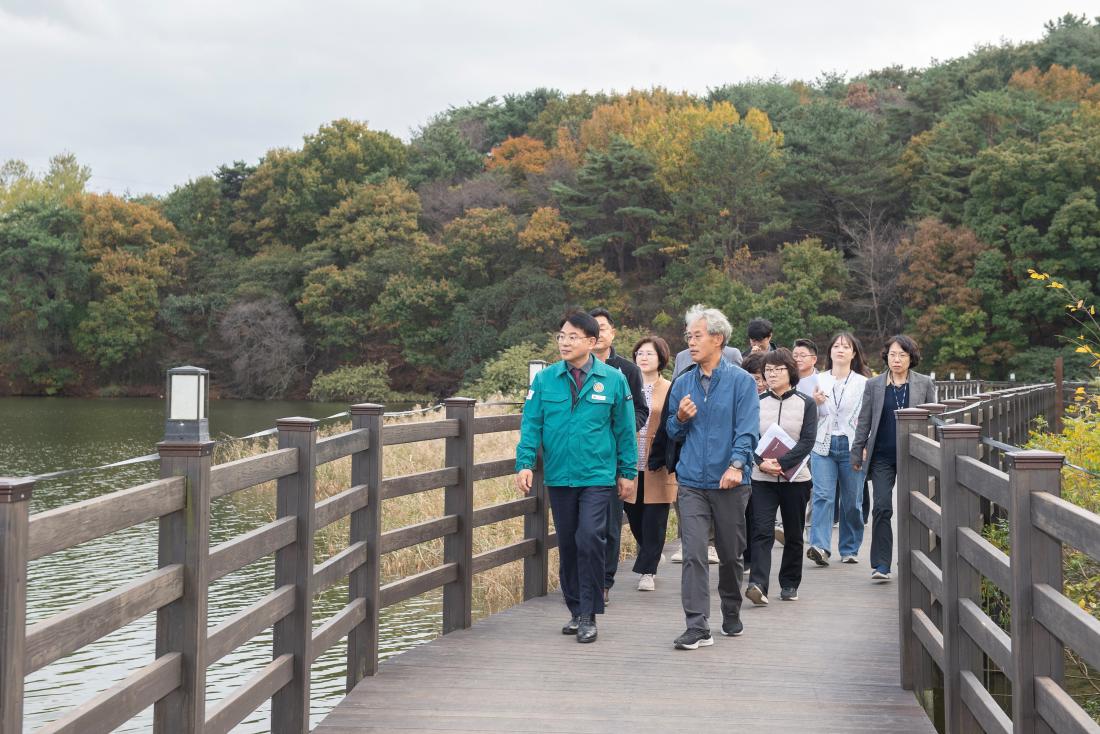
top-left (965, 372), bottom-right (971, 381)
top-left (528, 360), bottom-right (548, 386)
top-left (949, 372), bottom-right (956, 381)
top-left (165, 366), bottom-right (210, 442)
top-left (1009, 372), bottom-right (1016, 381)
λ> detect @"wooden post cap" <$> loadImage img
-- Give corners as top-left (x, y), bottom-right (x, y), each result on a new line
top-left (937, 423), bottom-right (981, 440)
top-left (0, 477), bottom-right (34, 503)
top-left (917, 403), bottom-right (947, 414)
top-left (276, 417), bottom-right (320, 432)
top-left (960, 395), bottom-right (983, 404)
top-left (1006, 450), bottom-right (1064, 470)
top-left (896, 407), bottom-right (930, 421)
top-left (350, 404), bottom-right (384, 415)
top-left (157, 441), bottom-right (215, 457)
top-left (444, 397), bottom-right (477, 407)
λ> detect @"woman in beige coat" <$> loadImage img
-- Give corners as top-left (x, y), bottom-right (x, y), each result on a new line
top-left (623, 336), bottom-right (676, 591)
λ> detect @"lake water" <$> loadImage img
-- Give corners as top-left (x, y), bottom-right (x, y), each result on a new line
top-left (0, 397), bottom-right (442, 733)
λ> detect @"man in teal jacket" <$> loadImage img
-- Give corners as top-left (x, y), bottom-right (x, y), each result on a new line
top-left (516, 311), bottom-right (637, 643)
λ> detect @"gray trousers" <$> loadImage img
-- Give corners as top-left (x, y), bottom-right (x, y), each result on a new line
top-left (679, 484), bottom-right (750, 631)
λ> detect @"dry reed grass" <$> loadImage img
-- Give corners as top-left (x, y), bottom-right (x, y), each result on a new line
top-left (216, 405), bottom-right (641, 619)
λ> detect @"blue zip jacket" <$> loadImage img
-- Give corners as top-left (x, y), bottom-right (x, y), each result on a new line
top-left (665, 358), bottom-right (760, 490)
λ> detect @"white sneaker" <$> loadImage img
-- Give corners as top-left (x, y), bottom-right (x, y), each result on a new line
top-left (707, 546), bottom-right (719, 564)
top-left (637, 574), bottom-right (655, 591)
top-left (671, 548), bottom-right (683, 563)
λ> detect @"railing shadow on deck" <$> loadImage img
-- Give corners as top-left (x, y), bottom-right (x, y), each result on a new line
top-left (0, 398), bottom-right (554, 734)
top-left (895, 383), bottom-right (1100, 734)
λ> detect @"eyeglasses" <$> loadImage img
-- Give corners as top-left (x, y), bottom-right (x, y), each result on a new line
top-left (791, 351), bottom-right (814, 360)
top-left (634, 350), bottom-right (658, 358)
top-left (887, 351), bottom-right (910, 360)
top-left (763, 367), bottom-right (787, 375)
top-left (683, 331), bottom-right (710, 343)
top-left (556, 333), bottom-right (592, 344)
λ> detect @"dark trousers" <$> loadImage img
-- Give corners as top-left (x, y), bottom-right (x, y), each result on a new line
top-left (868, 457), bottom-right (898, 572)
top-left (604, 493), bottom-right (623, 588)
top-left (549, 485), bottom-right (611, 616)
top-left (749, 480), bottom-right (811, 595)
top-left (623, 473), bottom-right (671, 575)
top-left (679, 485), bottom-right (750, 630)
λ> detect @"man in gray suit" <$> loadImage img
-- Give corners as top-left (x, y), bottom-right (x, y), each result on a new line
top-left (851, 335), bottom-right (937, 581)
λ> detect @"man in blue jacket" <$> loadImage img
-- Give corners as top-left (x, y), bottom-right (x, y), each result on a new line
top-left (666, 305), bottom-right (760, 649)
top-left (515, 311), bottom-right (637, 643)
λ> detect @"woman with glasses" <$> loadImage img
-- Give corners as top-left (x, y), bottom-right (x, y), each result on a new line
top-left (745, 348), bottom-right (817, 605)
top-left (806, 333), bottom-right (871, 567)
top-left (850, 335), bottom-right (937, 581)
top-left (622, 336), bottom-right (674, 591)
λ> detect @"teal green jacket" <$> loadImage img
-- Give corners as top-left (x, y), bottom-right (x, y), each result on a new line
top-left (515, 358), bottom-right (638, 487)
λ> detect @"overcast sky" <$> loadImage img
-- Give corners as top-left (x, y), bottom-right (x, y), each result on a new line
top-left (1, 1), bottom-right (1086, 196)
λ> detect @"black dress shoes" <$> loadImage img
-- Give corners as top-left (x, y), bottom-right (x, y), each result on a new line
top-left (562, 615), bottom-right (580, 635)
top-left (576, 615), bottom-right (597, 643)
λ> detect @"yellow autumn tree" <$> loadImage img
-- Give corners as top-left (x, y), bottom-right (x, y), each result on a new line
top-left (486, 135), bottom-right (552, 179)
top-left (627, 102), bottom-right (740, 193)
top-left (1009, 64), bottom-right (1100, 103)
top-left (518, 207), bottom-right (584, 275)
top-left (577, 88), bottom-right (694, 153)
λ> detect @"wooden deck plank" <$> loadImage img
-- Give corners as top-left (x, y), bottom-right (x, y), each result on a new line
top-left (316, 515), bottom-right (936, 734)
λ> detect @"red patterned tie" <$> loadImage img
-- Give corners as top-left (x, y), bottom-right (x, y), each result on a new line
top-left (570, 367), bottom-right (584, 391)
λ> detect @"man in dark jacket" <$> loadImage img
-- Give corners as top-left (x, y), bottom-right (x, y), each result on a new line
top-left (590, 307), bottom-right (648, 604)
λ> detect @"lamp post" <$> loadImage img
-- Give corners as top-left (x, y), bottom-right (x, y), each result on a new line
top-left (950, 372), bottom-right (956, 381)
top-left (164, 366), bottom-right (210, 442)
top-left (528, 360), bottom-right (548, 387)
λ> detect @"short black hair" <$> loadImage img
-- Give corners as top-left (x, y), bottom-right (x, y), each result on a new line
top-left (793, 338), bottom-right (818, 356)
top-left (740, 352), bottom-right (766, 376)
top-left (747, 318), bottom-right (773, 341)
top-left (881, 334), bottom-right (921, 369)
top-left (763, 347), bottom-right (800, 387)
top-left (588, 307), bottom-right (613, 326)
top-left (559, 311), bottom-right (600, 339)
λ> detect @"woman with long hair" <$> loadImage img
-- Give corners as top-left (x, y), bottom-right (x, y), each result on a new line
top-left (806, 333), bottom-right (870, 566)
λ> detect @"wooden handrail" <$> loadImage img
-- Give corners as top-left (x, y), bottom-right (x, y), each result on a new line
top-left (894, 385), bottom-right (1100, 732)
top-left (1, 398), bottom-right (551, 734)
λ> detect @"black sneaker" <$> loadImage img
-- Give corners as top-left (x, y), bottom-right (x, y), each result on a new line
top-left (561, 615), bottom-right (580, 635)
top-left (576, 615), bottom-right (597, 643)
top-left (720, 618), bottom-right (744, 636)
top-left (745, 583), bottom-right (769, 606)
top-left (674, 627), bottom-right (714, 650)
top-left (780, 587), bottom-right (799, 601)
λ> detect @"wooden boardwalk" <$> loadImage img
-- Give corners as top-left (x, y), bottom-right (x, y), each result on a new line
top-left (316, 525), bottom-right (936, 734)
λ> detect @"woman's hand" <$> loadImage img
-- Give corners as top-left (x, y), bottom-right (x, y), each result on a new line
top-left (759, 458), bottom-right (783, 477)
top-left (813, 386), bottom-right (827, 406)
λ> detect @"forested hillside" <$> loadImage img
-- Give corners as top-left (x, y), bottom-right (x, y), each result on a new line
top-left (2, 14), bottom-right (1098, 399)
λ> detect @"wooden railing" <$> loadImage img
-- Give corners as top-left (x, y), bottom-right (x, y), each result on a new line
top-left (0, 398), bottom-right (550, 734)
top-left (895, 383), bottom-right (1100, 733)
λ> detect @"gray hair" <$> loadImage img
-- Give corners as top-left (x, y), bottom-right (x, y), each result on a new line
top-left (684, 304), bottom-right (732, 346)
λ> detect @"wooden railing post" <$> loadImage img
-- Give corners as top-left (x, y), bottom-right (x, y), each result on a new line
top-left (1007, 450), bottom-right (1065, 734)
top-left (896, 408), bottom-right (931, 692)
top-left (936, 423), bottom-right (983, 734)
top-left (155, 440), bottom-right (214, 734)
top-left (0, 478), bottom-right (33, 734)
top-left (347, 404), bottom-right (383, 687)
top-left (443, 397), bottom-right (476, 634)
top-left (272, 417), bottom-right (318, 734)
top-left (523, 454), bottom-right (549, 600)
